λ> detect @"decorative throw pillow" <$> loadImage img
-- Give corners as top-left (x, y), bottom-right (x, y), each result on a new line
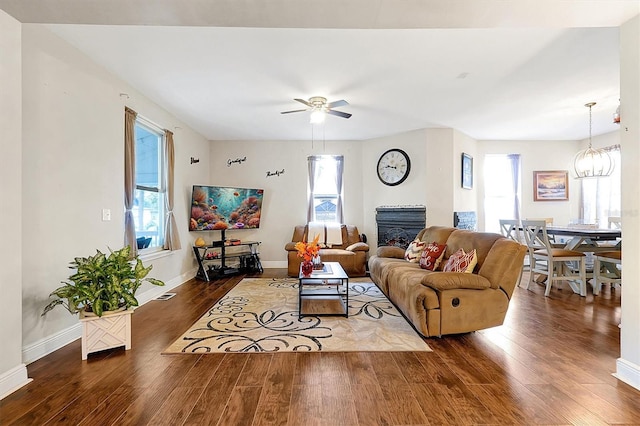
top-left (443, 248), bottom-right (478, 273)
top-left (404, 238), bottom-right (426, 262)
top-left (419, 242), bottom-right (447, 271)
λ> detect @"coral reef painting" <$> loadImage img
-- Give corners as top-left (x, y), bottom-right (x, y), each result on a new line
top-left (189, 185), bottom-right (264, 231)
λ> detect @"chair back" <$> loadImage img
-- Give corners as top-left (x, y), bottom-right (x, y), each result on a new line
top-left (525, 217), bottom-right (553, 225)
top-left (521, 220), bottom-right (553, 253)
top-left (608, 216), bottom-right (622, 229)
top-left (499, 219), bottom-right (521, 243)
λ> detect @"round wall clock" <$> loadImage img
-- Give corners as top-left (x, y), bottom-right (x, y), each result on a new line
top-left (377, 148), bottom-right (411, 186)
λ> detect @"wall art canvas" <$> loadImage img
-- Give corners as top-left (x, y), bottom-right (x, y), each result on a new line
top-left (533, 170), bottom-right (569, 201)
top-left (461, 153), bottom-right (473, 189)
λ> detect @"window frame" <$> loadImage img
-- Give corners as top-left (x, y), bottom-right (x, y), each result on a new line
top-left (307, 155), bottom-right (344, 224)
top-left (133, 116), bottom-right (167, 253)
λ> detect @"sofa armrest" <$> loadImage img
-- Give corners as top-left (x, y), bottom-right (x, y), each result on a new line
top-left (421, 272), bottom-right (492, 291)
top-left (284, 242), bottom-right (298, 251)
top-left (346, 242), bottom-right (369, 252)
top-left (376, 246), bottom-right (405, 258)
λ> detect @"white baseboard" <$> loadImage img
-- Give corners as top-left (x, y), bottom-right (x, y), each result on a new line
top-left (262, 260), bottom-right (287, 269)
top-left (614, 357), bottom-right (640, 391)
top-left (0, 364), bottom-right (32, 400)
top-left (22, 268), bottom-right (198, 366)
top-left (22, 321), bottom-right (82, 365)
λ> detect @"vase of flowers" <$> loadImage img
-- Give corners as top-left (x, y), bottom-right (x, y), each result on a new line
top-left (295, 233), bottom-right (320, 277)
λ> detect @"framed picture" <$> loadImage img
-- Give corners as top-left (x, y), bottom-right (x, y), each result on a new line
top-left (533, 170), bottom-right (569, 201)
top-left (461, 153), bottom-right (473, 189)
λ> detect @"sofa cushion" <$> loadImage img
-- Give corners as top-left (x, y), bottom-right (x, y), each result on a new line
top-left (421, 272), bottom-right (491, 291)
top-left (377, 246), bottom-right (405, 258)
top-left (404, 238), bottom-right (426, 262)
top-left (345, 242), bottom-right (369, 252)
top-left (443, 248), bottom-right (477, 273)
top-left (419, 242), bottom-right (447, 271)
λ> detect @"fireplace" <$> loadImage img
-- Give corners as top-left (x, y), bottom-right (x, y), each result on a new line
top-left (376, 205), bottom-right (426, 249)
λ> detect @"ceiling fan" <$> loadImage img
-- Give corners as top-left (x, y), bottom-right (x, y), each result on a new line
top-left (281, 96), bottom-right (352, 123)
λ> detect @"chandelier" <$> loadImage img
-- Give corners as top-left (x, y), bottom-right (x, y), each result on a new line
top-left (573, 102), bottom-right (614, 178)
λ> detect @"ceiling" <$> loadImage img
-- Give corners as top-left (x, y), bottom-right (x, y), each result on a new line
top-left (1, 0), bottom-right (638, 141)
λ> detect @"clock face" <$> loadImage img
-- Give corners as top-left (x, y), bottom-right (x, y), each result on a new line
top-left (377, 149), bottom-right (411, 186)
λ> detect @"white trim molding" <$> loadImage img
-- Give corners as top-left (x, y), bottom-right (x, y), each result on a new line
top-left (22, 322), bottom-right (82, 365)
top-left (0, 364), bottom-right (32, 400)
top-left (614, 358), bottom-right (640, 391)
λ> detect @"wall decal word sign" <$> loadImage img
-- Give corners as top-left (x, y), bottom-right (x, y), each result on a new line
top-left (266, 169), bottom-right (285, 178)
top-left (228, 157), bottom-right (247, 167)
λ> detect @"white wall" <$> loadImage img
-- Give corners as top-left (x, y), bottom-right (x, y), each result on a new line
top-left (617, 13), bottom-right (640, 390)
top-left (206, 139), bottom-right (364, 266)
top-left (19, 25), bottom-right (210, 362)
top-left (453, 130), bottom-right (478, 216)
top-left (0, 9), bottom-right (29, 398)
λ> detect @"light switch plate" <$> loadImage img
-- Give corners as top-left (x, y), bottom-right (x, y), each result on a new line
top-left (102, 209), bottom-right (111, 221)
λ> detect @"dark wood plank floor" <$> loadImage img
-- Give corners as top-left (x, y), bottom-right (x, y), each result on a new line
top-left (2, 269), bottom-right (639, 425)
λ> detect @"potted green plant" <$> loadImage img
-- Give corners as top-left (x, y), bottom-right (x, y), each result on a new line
top-left (42, 245), bottom-right (164, 317)
top-left (43, 246), bottom-right (164, 359)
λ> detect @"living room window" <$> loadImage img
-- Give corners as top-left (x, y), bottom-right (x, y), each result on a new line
top-left (307, 155), bottom-right (344, 223)
top-left (484, 154), bottom-right (521, 232)
top-left (133, 118), bottom-right (166, 250)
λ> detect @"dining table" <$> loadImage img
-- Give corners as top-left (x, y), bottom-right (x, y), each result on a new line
top-left (546, 226), bottom-right (621, 252)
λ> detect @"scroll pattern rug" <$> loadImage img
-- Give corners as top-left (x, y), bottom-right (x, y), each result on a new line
top-left (164, 278), bottom-right (430, 353)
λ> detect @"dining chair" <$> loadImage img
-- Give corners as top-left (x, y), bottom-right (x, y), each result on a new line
top-left (499, 219), bottom-right (521, 241)
top-left (525, 217), bottom-right (553, 225)
top-left (525, 217), bottom-right (557, 243)
top-left (521, 220), bottom-right (587, 297)
top-left (608, 216), bottom-right (622, 229)
top-left (593, 251), bottom-right (621, 295)
top-left (499, 219), bottom-right (527, 285)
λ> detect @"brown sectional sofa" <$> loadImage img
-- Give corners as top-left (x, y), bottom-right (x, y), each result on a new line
top-left (368, 226), bottom-right (527, 337)
top-left (285, 224), bottom-right (369, 277)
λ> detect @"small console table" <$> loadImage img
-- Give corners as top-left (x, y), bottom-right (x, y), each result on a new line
top-left (193, 240), bottom-right (262, 281)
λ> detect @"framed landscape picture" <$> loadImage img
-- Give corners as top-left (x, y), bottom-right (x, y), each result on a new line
top-left (461, 153), bottom-right (473, 189)
top-left (533, 170), bottom-right (569, 201)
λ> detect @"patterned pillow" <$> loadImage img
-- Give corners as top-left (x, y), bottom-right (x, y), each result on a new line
top-left (443, 248), bottom-right (478, 273)
top-left (404, 238), bottom-right (426, 262)
top-left (419, 242), bottom-right (447, 271)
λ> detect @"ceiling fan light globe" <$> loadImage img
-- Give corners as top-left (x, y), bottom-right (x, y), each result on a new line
top-left (310, 109), bottom-right (326, 124)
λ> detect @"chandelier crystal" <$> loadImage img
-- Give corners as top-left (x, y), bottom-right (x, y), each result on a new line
top-left (573, 102), bottom-right (614, 178)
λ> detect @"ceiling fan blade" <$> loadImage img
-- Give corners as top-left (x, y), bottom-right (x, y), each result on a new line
top-left (327, 109), bottom-right (352, 119)
top-left (281, 109), bottom-right (308, 114)
top-left (327, 99), bottom-right (348, 108)
top-left (294, 98), bottom-right (312, 107)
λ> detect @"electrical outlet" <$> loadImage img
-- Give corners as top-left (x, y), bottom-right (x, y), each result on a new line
top-left (102, 209), bottom-right (111, 221)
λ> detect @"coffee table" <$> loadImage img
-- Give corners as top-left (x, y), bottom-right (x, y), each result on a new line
top-left (298, 261), bottom-right (349, 318)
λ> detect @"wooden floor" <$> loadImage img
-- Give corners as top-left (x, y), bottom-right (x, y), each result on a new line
top-left (2, 269), bottom-right (639, 425)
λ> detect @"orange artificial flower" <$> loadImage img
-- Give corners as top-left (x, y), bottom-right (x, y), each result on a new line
top-left (295, 233), bottom-right (320, 262)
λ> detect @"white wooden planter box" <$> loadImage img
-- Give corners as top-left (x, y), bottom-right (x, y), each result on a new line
top-left (80, 309), bottom-right (133, 360)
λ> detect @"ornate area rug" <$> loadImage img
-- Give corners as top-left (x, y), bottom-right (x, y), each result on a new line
top-left (164, 278), bottom-right (431, 353)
